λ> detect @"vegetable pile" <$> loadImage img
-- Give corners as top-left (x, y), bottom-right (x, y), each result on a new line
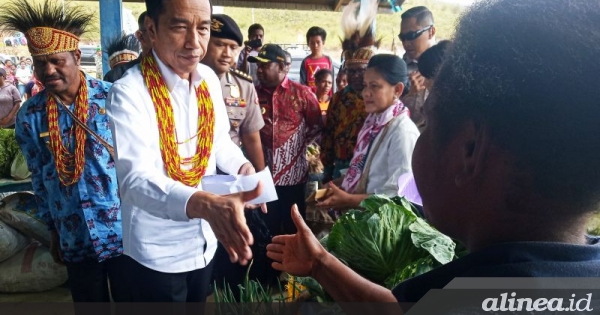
top-left (0, 129), bottom-right (21, 177)
top-left (296, 195), bottom-right (456, 301)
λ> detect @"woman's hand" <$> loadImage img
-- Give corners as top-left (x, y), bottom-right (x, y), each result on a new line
top-left (316, 181), bottom-right (352, 209)
top-left (267, 204), bottom-right (328, 277)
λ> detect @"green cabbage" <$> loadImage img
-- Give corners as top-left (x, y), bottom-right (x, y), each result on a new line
top-left (327, 195), bottom-right (455, 287)
top-left (296, 195), bottom-right (456, 301)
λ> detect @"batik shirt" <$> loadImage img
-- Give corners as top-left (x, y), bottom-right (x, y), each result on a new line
top-left (257, 77), bottom-right (323, 186)
top-left (320, 86), bottom-right (368, 181)
top-left (15, 73), bottom-right (122, 263)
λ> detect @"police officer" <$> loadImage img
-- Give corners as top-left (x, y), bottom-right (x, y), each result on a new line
top-left (202, 14), bottom-right (265, 171)
top-left (201, 13), bottom-right (274, 294)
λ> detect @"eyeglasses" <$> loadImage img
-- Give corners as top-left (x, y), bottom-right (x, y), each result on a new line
top-left (398, 25), bottom-right (433, 42)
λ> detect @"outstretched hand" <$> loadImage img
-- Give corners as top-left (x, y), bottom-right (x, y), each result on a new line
top-left (203, 182), bottom-right (263, 265)
top-left (266, 204), bottom-right (327, 277)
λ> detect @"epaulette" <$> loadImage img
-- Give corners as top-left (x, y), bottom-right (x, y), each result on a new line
top-left (229, 68), bottom-right (253, 83)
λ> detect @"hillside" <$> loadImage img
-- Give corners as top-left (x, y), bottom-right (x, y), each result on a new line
top-left (0, 0), bottom-right (466, 57)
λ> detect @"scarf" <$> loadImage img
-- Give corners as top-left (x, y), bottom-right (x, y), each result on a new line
top-left (341, 100), bottom-right (408, 193)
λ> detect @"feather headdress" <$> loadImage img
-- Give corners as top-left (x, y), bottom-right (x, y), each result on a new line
top-left (0, 0), bottom-right (94, 56)
top-left (104, 33), bottom-right (140, 69)
top-left (341, 0), bottom-right (381, 66)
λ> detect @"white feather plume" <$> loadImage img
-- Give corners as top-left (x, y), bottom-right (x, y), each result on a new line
top-left (341, 0), bottom-right (379, 39)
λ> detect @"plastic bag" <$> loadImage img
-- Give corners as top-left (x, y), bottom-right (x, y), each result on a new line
top-left (10, 151), bottom-right (31, 180)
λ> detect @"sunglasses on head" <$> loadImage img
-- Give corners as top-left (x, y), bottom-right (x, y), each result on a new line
top-left (398, 25), bottom-right (433, 42)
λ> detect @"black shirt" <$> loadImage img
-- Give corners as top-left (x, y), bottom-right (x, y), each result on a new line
top-left (103, 58), bottom-right (141, 83)
top-left (393, 241), bottom-right (600, 303)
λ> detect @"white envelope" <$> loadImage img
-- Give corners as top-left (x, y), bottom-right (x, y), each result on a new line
top-left (201, 168), bottom-right (278, 204)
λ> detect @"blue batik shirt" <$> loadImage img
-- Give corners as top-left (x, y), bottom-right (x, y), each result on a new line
top-left (15, 73), bottom-right (123, 263)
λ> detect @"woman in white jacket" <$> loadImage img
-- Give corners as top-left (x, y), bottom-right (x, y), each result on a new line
top-left (317, 54), bottom-right (419, 209)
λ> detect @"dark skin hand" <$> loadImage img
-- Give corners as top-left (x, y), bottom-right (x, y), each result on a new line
top-left (316, 181), bottom-right (368, 210)
top-left (267, 205), bottom-right (401, 313)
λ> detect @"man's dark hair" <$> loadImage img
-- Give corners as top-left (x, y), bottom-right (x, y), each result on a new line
top-left (432, 0), bottom-right (600, 211)
top-left (367, 54), bottom-right (408, 87)
top-left (0, 0), bottom-right (94, 38)
top-left (418, 40), bottom-right (450, 79)
top-left (144, 0), bottom-right (162, 24)
top-left (314, 68), bottom-right (332, 83)
top-left (104, 33), bottom-right (141, 58)
top-left (401, 6), bottom-right (434, 26)
top-left (145, 0), bottom-right (212, 26)
top-left (306, 26), bottom-right (327, 44)
top-left (137, 11), bottom-right (147, 30)
top-left (248, 23), bottom-right (264, 37)
top-left (283, 50), bottom-right (291, 64)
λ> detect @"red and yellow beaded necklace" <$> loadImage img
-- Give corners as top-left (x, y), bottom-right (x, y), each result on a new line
top-left (141, 54), bottom-right (215, 187)
top-left (46, 72), bottom-right (88, 186)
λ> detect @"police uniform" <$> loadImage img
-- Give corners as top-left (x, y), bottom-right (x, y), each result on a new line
top-left (220, 68), bottom-right (264, 146)
top-left (209, 14), bottom-right (274, 294)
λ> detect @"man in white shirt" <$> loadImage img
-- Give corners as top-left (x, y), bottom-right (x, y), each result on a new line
top-left (107, 0), bottom-right (261, 303)
top-left (15, 60), bottom-right (32, 98)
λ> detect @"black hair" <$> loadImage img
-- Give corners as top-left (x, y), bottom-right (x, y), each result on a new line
top-left (306, 26), bottom-right (327, 44)
top-left (104, 33), bottom-right (141, 57)
top-left (248, 23), bottom-right (264, 37)
top-left (283, 51), bottom-right (291, 63)
top-left (314, 69), bottom-right (333, 83)
top-left (144, 0), bottom-right (162, 24)
top-left (418, 40), bottom-right (451, 79)
top-left (432, 0), bottom-right (600, 211)
top-left (401, 6), bottom-right (434, 26)
top-left (0, 0), bottom-right (94, 37)
top-left (138, 11), bottom-right (147, 30)
top-left (367, 54), bottom-right (408, 87)
top-left (145, 0), bottom-right (212, 26)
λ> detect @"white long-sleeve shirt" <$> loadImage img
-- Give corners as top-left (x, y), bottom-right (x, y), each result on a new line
top-left (365, 114), bottom-right (420, 196)
top-left (106, 52), bottom-right (248, 273)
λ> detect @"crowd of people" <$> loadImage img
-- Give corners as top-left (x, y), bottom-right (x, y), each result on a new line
top-left (0, 56), bottom-right (42, 129)
top-left (0, 0), bottom-right (599, 312)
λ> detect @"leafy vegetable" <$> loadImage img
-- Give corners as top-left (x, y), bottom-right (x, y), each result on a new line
top-left (213, 260), bottom-right (296, 315)
top-left (298, 195), bottom-right (456, 301)
top-left (0, 129), bottom-right (20, 177)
